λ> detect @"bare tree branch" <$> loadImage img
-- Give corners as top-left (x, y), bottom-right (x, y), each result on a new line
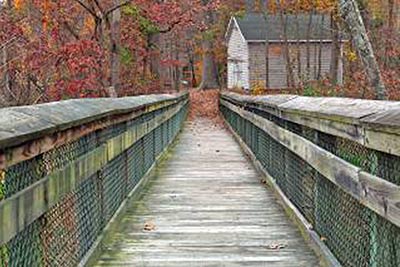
top-left (105, 0), bottom-right (132, 16)
top-left (73, 0), bottom-right (99, 19)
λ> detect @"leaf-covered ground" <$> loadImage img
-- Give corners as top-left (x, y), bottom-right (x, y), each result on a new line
top-left (188, 89), bottom-right (224, 127)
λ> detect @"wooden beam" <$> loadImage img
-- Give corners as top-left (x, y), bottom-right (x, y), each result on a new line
top-left (221, 92), bottom-right (400, 157)
top-left (223, 114), bottom-right (342, 267)
top-left (0, 100), bottom-right (187, 246)
top-left (0, 92), bottom-right (187, 150)
top-left (221, 99), bottom-right (400, 229)
top-left (0, 93), bottom-right (188, 169)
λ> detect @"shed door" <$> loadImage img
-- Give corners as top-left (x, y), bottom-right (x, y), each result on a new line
top-left (232, 63), bottom-right (243, 88)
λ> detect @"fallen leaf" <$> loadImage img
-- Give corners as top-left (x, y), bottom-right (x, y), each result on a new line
top-left (143, 221), bottom-right (156, 232)
top-left (265, 243), bottom-right (286, 250)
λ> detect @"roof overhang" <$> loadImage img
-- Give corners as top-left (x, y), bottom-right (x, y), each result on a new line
top-left (225, 17), bottom-right (247, 44)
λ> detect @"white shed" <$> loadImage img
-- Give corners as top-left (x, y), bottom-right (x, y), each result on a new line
top-left (225, 13), bottom-right (344, 90)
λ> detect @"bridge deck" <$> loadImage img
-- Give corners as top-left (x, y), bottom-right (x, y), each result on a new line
top-left (91, 119), bottom-right (320, 267)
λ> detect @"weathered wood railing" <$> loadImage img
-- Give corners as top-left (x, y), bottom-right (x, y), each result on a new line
top-left (220, 92), bottom-right (400, 267)
top-left (0, 92), bottom-right (189, 267)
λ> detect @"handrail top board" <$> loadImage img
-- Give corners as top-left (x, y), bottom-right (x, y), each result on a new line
top-left (0, 92), bottom-right (188, 150)
top-left (221, 91), bottom-right (400, 156)
top-left (221, 91), bottom-right (400, 125)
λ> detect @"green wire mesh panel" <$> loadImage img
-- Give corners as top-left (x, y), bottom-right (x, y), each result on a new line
top-left (0, 99), bottom-right (188, 267)
top-left (75, 174), bottom-right (102, 260)
top-left (101, 152), bottom-right (127, 225)
top-left (220, 103), bottom-right (400, 267)
top-left (126, 140), bottom-right (145, 193)
top-left (143, 132), bottom-right (155, 174)
top-left (4, 156), bottom-right (46, 198)
top-left (5, 221), bottom-right (43, 267)
top-left (314, 175), bottom-right (371, 267)
top-left (154, 125), bottom-right (163, 157)
top-left (41, 192), bottom-right (79, 267)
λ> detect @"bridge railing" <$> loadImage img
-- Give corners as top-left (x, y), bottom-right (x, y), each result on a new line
top-left (0, 92), bottom-right (189, 267)
top-left (220, 92), bottom-right (400, 267)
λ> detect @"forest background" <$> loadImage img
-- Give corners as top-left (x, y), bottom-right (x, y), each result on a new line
top-left (0, 0), bottom-right (398, 107)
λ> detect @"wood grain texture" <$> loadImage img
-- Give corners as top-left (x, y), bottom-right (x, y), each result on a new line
top-left (221, 99), bottom-right (400, 229)
top-left (221, 92), bottom-right (400, 156)
top-left (224, 115), bottom-right (342, 267)
top-left (89, 119), bottom-right (320, 267)
top-left (0, 92), bottom-right (187, 150)
top-left (0, 95), bottom-right (188, 169)
top-left (0, 101), bottom-right (187, 245)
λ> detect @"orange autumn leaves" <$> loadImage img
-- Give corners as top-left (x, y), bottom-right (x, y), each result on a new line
top-left (14, 0), bottom-right (51, 31)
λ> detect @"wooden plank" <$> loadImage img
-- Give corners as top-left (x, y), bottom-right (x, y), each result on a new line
top-left (0, 144), bottom-right (107, 245)
top-left (361, 109), bottom-right (400, 156)
top-left (277, 96), bottom-right (400, 124)
top-left (221, 92), bottom-right (297, 107)
top-left (221, 92), bottom-right (365, 143)
top-left (0, 109), bottom-right (56, 150)
top-left (0, 92), bottom-right (187, 150)
top-left (224, 115), bottom-right (342, 267)
top-left (363, 129), bottom-right (400, 157)
top-left (221, 92), bottom-right (400, 157)
top-left (280, 111), bottom-right (364, 143)
top-left (221, 99), bottom-right (400, 229)
top-left (0, 100), bottom-right (187, 245)
top-left (359, 171), bottom-right (400, 226)
top-left (89, 118), bottom-right (320, 267)
top-left (361, 108), bottom-right (400, 134)
top-left (0, 96), bottom-right (188, 169)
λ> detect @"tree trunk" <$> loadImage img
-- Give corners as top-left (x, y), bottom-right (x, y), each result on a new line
top-left (317, 15), bottom-right (324, 80)
top-left (199, 38), bottom-right (219, 89)
top-left (330, 12), bottom-right (341, 85)
top-left (385, 0), bottom-right (395, 67)
top-left (149, 33), bottom-right (161, 79)
top-left (187, 45), bottom-right (197, 87)
top-left (276, 0), bottom-right (295, 88)
top-left (306, 11), bottom-right (314, 81)
top-left (262, 0), bottom-right (269, 88)
top-left (109, 0), bottom-right (121, 97)
top-left (174, 39), bottom-right (180, 92)
top-left (295, 13), bottom-right (301, 86)
top-left (198, 1), bottom-right (219, 90)
top-left (339, 0), bottom-right (387, 99)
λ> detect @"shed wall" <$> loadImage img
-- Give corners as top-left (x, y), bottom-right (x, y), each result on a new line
top-left (227, 23), bottom-right (250, 90)
top-left (248, 42), bottom-right (341, 89)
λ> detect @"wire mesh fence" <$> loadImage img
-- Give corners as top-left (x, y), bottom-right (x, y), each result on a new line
top-left (221, 102), bottom-right (400, 267)
top-left (0, 100), bottom-right (188, 267)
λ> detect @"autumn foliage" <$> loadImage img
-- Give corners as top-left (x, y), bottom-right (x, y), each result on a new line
top-left (189, 89), bottom-right (223, 126)
top-left (0, 0), bottom-right (399, 107)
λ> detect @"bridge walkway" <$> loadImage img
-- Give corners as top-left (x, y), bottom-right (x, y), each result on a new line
top-left (91, 119), bottom-right (320, 267)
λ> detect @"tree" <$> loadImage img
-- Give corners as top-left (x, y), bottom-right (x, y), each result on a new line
top-left (339, 0), bottom-right (387, 99)
top-left (110, 0), bottom-right (121, 97)
top-left (198, 0), bottom-right (219, 90)
top-left (275, 0), bottom-right (295, 88)
top-left (330, 10), bottom-right (341, 85)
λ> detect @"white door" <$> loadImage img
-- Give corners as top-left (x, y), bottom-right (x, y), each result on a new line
top-left (232, 63), bottom-right (242, 88)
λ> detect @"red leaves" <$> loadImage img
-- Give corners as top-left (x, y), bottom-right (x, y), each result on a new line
top-left (50, 40), bottom-right (105, 100)
top-left (189, 89), bottom-right (223, 126)
top-left (0, 12), bottom-right (23, 44)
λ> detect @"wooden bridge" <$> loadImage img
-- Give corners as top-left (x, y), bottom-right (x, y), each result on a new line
top-left (1, 92), bottom-right (400, 267)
